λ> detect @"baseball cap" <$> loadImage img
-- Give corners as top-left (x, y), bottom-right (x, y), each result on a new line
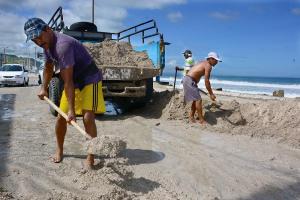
top-left (182, 49), bottom-right (192, 55)
top-left (205, 52), bottom-right (222, 62)
top-left (24, 18), bottom-right (48, 42)
top-left (182, 49), bottom-right (192, 57)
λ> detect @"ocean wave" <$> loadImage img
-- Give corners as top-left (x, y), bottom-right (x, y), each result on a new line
top-left (222, 89), bottom-right (299, 98)
top-left (159, 77), bottom-right (300, 98)
top-left (210, 79), bottom-right (300, 90)
top-left (160, 77), bottom-right (300, 90)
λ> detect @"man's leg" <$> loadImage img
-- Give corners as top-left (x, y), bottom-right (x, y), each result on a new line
top-left (82, 110), bottom-right (97, 166)
top-left (52, 114), bottom-right (67, 163)
top-left (189, 101), bottom-right (196, 123)
top-left (195, 99), bottom-right (206, 124)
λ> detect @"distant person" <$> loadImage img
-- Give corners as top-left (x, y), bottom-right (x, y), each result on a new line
top-left (182, 49), bottom-right (195, 76)
top-left (175, 49), bottom-right (195, 76)
top-left (24, 18), bottom-right (105, 168)
top-left (182, 52), bottom-right (222, 124)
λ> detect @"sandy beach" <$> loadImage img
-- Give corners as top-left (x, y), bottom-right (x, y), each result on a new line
top-left (0, 78), bottom-right (300, 200)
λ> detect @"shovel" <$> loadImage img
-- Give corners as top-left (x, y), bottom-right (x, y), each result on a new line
top-left (44, 96), bottom-right (92, 139)
top-left (198, 88), bottom-right (232, 111)
top-left (198, 88), bottom-right (220, 106)
top-left (43, 96), bottom-right (126, 157)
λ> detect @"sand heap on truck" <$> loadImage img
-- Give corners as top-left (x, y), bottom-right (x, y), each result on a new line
top-left (84, 40), bottom-right (154, 68)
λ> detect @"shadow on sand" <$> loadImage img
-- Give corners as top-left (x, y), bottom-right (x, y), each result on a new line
top-left (96, 90), bottom-right (174, 121)
top-left (0, 94), bottom-right (16, 191)
top-left (239, 180), bottom-right (300, 200)
top-left (121, 149), bottom-right (165, 165)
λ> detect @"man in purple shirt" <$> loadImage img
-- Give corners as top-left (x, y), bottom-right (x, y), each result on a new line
top-left (24, 18), bottom-right (105, 168)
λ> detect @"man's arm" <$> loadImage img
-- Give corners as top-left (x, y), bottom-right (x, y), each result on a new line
top-left (60, 66), bottom-right (75, 122)
top-left (38, 61), bottom-right (54, 100)
top-left (175, 66), bottom-right (184, 71)
top-left (204, 65), bottom-right (216, 101)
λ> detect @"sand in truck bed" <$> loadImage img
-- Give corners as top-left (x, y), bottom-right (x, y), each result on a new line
top-left (84, 40), bottom-right (154, 68)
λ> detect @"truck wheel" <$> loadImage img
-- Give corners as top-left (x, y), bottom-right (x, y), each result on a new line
top-left (69, 22), bottom-right (98, 32)
top-left (49, 77), bottom-right (62, 116)
top-left (145, 78), bottom-right (153, 101)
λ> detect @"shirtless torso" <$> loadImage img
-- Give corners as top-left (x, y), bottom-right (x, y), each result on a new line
top-left (187, 60), bottom-right (214, 96)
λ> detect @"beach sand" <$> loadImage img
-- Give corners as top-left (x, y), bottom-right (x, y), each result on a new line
top-left (0, 80), bottom-right (300, 200)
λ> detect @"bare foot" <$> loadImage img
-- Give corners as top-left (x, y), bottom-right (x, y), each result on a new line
top-left (189, 117), bottom-right (196, 123)
top-left (199, 119), bottom-right (207, 125)
top-left (49, 151), bottom-right (63, 163)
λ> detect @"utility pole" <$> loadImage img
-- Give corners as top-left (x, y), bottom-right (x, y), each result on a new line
top-left (92, 0), bottom-right (94, 23)
top-left (34, 47), bottom-right (37, 72)
top-left (3, 47), bottom-right (6, 64)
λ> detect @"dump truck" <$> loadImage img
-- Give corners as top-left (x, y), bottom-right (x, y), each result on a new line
top-left (47, 7), bottom-right (167, 115)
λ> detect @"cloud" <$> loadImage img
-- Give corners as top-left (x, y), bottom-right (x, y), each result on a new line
top-left (167, 59), bottom-right (178, 66)
top-left (209, 11), bottom-right (239, 21)
top-left (291, 8), bottom-right (300, 15)
top-left (167, 11), bottom-right (183, 23)
top-left (0, 0), bottom-right (186, 58)
top-left (106, 0), bottom-right (186, 9)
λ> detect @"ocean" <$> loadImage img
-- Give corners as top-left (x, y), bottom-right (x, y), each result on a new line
top-left (159, 73), bottom-right (300, 98)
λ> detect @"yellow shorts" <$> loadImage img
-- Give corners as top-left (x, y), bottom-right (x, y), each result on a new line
top-left (59, 81), bottom-right (106, 115)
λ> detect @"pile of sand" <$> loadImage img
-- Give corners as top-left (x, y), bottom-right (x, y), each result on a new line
top-left (84, 40), bottom-right (154, 68)
top-left (159, 91), bottom-right (300, 148)
top-left (83, 135), bottom-right (127, 157)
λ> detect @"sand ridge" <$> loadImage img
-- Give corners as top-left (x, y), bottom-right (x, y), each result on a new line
top-left (155, 90), bottom-right (300, 148)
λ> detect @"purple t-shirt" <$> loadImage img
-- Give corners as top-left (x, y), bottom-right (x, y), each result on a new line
top-left (44, 32), bottom-right (102, 89)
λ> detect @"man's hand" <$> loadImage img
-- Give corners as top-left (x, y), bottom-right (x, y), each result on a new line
top-left (210, 94), bottom-right (216, 101)
top-left (67, 110), bottom-right (76, 124)
top-left (37, 88), bottom-right (48, 100)
top-left (176, 66), bottom-right (184, 71)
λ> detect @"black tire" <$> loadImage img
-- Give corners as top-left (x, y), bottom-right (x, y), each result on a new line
top-left (145, 78), bottom-right (153, 101)
top-left (69, 22), bottom-right (98, 32)
top-left (48, 77), bottom-right (63, 116)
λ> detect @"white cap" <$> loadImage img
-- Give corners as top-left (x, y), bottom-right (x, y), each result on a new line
top-left (205, 52), bottom-right (222, 62)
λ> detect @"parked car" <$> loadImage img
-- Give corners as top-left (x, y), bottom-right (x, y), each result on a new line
top-left (0, 64), bottom-right (29, 86)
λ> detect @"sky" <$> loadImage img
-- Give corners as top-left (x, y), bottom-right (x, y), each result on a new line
top-left (0, 0), bottom-right (300, 78)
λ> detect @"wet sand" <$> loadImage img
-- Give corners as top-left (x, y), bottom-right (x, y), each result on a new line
top-left (0, 78), bottom-right (300, 199)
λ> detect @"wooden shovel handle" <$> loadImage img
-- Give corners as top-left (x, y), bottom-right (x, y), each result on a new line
top-left (43, 96), bottom-right (92, 140)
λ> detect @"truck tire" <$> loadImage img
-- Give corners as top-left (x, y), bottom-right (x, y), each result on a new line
top-left (69, 22), bottom-right (98, 32)
top-left (145, 78), bottom-right (153, 101)
top-left (48, 77), bottom-right (63, 116)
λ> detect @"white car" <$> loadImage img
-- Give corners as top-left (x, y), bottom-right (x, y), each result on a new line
top-left (0, 64), bottom-right (29, 86)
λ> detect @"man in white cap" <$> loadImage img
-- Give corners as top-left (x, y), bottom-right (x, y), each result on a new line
top-left (182, 52), bottom-right (222, 124)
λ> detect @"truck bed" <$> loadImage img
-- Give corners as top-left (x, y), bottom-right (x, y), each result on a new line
top-left (100, 65), bottom-right (160, 81)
